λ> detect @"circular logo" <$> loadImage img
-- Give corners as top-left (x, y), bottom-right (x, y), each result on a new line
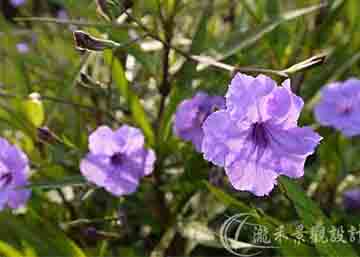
top-left (219, 213), bottom-right (277, 256)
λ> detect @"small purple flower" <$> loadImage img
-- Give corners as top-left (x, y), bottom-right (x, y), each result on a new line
top-left (314, 78), bottom-right (360, 137)
top-left (343, 188), bottom-right (360, 211)
top-left (10, 0), bottom-right (26, 7)
top-left (57, 10), bottom-right (68, 20)
top-left (173, 92), bottom-right (225, 152)
top-left (202, 73), bottom-right (322, 196)
top-left (80, 125), bottom-right (156, 196)
top-left (0, 137), bottom-right (30, 210)
top-left (16, 42), bottom-right (29, 54)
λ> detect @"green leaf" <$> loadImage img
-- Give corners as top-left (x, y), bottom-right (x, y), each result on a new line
top-left (205, 182), bottom-right (282, 226)
top-left (0, 210), bottom-right (87, 257)
top-left (27, 175), bottom-right (87, 189)
top-left (280, 177), bottom-right (358, 257)
top-left (104, 50), bottom-right (155, 145)
top-left (217, 3), bottom-right (327, 61)
top-left (205, 181), bottom-right (250, 212)
top-left (0, 241), bottom-right (24, 257)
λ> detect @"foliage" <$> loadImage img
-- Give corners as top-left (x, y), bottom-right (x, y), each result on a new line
top-left (0, 0), bottom-right (360, 256)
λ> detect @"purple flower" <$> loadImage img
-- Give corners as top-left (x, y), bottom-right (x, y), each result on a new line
top-left (202, 73), bottom-right (322, 196)
top-left (0, 137), bottom-right (30, 210)
top-left (343, 188), bottom-right (360, 211)
top-left (173, 92), bottom-right (225, 152)
top-left (16, 42), bottom-right (29, 54)
top-left (80, 125), bottom-right (156, 196)
top-left (10, 0), bottom-right (26, 7)
top-left (57, 10), bottom-right (68, 20)
top-left (314, 78), bottom-right (360, 137)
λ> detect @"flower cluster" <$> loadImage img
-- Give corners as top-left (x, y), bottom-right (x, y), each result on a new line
top-left (176, 73), bottom-right (322, 196)
top-left (2, 72), bottom-right (360, 210)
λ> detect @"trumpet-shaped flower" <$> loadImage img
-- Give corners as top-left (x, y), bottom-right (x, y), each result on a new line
top-left (202, 73), bottom-right (322, 196)
top-left (174, 92), bottom-right (225, 152)
top-left (0, 138), bottom-right (30, 210)
top-left (314, 78), bottom-right (360, 137)
top-left (80, 125), bottom-right (155, 196)
top-left (343, 188), bottom-right (360, 211)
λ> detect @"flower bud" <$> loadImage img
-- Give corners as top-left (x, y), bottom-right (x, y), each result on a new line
top-left (22, 92), bottom-right (45, 128)
top-left (82, 226), bottom-right (99, 241)
top-left (73, 30), bottom-right (120, 52)
top-left (37, 127), bottom-right (58, 144)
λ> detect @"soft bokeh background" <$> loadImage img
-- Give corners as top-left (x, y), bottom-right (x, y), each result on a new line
top-left (0, 0), bottom-right (360, 256)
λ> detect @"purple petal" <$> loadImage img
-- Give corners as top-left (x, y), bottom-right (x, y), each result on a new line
top-left (225, 152), bottom-right (278, 196)
top-left (89, 126), bottom-right (121, 156)
top-left (202, 110), bottom-right (246, 167)
top-left (143, 149), bottom-right (156, 176)
top-left (267, 125), bottom-right (322, 177)
top-left (16, 43), bottom-right (29, 54)
top-left (7, 188), bottom-right (31, 209)
top-left (174, 98), bottom-right (200, 135)
top-left (128, 148), bottom-right (156, 177)
top-left (2, 145), bottom-right (29, 176)
top-left (268, 125), bottom-right (322, 156)
top-left (80, 153), bottom-right (109, 187)
top-left (226, 73), bottom-right (275, 123)
top-left (80, 153), bottom-right (143, 196)
top-left (0, 190), bottom-right (10, 211)
top-left (174, 91), bottom-right (225, 152)
top-left (104, 168), bottom-right (140, 196)
top-left (343, 188), bottom-right (360, 211)
top-left (267, 80), bottom-right (304, 128)
top-left (114, 125), bottom-right (145, 154)
top-left (10, 0), bottom-right (26, 7)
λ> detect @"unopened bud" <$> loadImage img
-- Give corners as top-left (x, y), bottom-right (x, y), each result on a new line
top-left (37, 127), bottom-right (58, 144)
top-left (23, 92), bottom-right (45, 128)
top-left (82, 226), bottom-right (99, 240)
top-left (73, 30), bottom-right (120, 51)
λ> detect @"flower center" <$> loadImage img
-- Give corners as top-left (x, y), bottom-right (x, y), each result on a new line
top-left (251, 122), bottom-right (268, 148)
top-left (0, 173), bottom-right (12, 188)
top-left (336, 104), bottom-right (352, 115)
top-left (110, 152), bottom-right (125, 166)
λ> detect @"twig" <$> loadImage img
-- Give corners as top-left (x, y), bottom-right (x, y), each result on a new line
top-left (124, 11), bottom-right (327, 78)
top-left (0, 91), bottom-right (120, 123)
top-left (14, 17), bottom-right (132, 29)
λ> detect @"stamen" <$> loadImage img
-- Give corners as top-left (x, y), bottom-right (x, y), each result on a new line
top-left (110, 153), bottom-right (124, 166)
top-left (0, 173), bottom-right (12, 188)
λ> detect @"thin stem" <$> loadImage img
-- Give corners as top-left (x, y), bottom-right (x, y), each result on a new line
top-left (0, 91), bottom-right (121, 123)
top-left (14, 17), bottom-right (132, 29)
top-left (124, 11), bottom-right (325, 78)
top-left (153, 3), bottom-right (175, 229)
top-left (61, 217), bottom-right (120, 229)
top-left (107, 51), bottom-right (114, 113)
